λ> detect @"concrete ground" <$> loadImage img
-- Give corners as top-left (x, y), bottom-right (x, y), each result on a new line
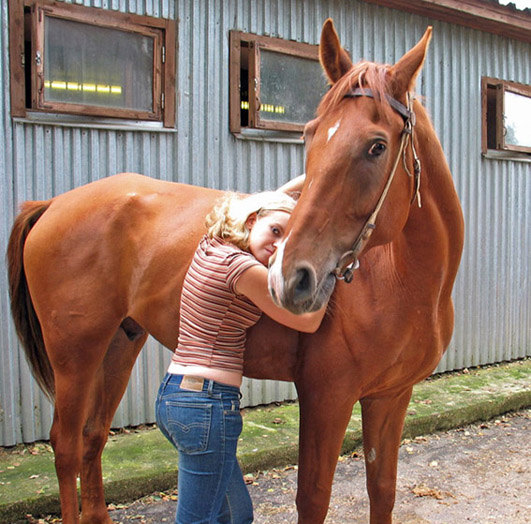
top-left (106, 409), bottom-right (531, 523)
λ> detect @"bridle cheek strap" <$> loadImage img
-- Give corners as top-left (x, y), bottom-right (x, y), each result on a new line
top-left (333, 90), bottom-right (420, 283)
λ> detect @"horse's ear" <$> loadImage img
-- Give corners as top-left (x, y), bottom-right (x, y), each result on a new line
top-left (388, 27), bottom-right (432, 96)
top-left (320, 18), bottom-right (352, 84)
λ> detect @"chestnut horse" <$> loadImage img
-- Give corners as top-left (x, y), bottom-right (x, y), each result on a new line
top-left (7, 19), bottom-right (463, 524)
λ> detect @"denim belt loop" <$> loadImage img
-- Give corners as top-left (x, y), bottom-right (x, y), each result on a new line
top-left (207, 379), bottom-right (215, 396)
top-left (163, 372), bottom-right (172, 389)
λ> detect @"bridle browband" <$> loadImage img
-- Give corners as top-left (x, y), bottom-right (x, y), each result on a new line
top-left (346, 88), bottom-right (416, 124)
top-left (332, 88), bottom-right (422, 283)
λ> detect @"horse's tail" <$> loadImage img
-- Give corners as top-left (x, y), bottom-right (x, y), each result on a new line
top-left (7, 200), bottom-right (55, 400)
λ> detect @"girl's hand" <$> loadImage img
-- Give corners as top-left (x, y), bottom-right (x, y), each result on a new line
top-left (277, 174), bottom-right (306, 196)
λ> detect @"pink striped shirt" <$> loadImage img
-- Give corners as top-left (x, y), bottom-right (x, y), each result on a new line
top-left (171, 235), bottom-right (263, 374)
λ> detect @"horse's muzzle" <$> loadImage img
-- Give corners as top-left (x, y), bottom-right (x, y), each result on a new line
top-left (269, 258), bottom-right (335, 314)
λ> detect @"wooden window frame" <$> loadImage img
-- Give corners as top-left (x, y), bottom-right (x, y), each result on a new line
top-left (229, 30), bottom-right (321, 134)
top-left (9, 0), bottom-right (176, 127)
top-left (482, 77), bottom-right (531, 155)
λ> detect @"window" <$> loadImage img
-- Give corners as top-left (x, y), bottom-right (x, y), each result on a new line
top-left (9, 0), bottom-right (176, 127)
top-left (482, 77), bottom-right (531, 155)
top-left (229, 31), bottom-right (328, 134)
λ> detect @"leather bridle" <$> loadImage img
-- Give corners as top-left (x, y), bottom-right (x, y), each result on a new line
top-left (332, 88), bottom-right (421, 283)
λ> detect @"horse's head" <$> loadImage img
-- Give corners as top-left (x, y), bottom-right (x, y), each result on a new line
top-left (269, 19), bottom-right (433, 314)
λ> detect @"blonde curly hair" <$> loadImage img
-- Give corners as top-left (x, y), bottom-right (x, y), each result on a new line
top-left (206, 191), bottom-right (296, 250)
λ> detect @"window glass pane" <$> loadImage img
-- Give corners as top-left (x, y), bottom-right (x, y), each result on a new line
top-left (504, 90), bottom-right (531, 148)
top-left (259, 49), bottom-right (327, 125)
top-left (44, 16), bottom-right (153, 111)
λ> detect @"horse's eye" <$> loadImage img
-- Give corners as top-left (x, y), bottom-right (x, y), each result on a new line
top-left (368, 141), bottom-right (387, 157)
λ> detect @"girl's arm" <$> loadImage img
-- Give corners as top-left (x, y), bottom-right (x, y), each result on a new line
top-left (235, 264), bottom-right (328, 333)
top-left (277, 174), bottom-right (306, 195)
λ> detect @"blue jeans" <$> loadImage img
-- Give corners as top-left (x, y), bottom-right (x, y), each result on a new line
top-left (156, 373), bottom-right (253, 524)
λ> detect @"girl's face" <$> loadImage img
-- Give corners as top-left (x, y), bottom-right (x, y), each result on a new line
top-left (246, 210), bottom-right (291, 265)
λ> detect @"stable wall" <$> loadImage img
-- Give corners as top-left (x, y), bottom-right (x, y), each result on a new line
top-left (1, 0), bottom-right (529, 445)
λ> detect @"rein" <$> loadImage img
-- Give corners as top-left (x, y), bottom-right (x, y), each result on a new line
top-left (333, 88), bottom-right (421, 283)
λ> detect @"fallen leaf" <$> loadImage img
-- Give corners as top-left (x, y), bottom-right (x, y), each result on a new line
top-left (412, 484), bottom-right (444, 500)
top-left (244, 473), bottom-right (257, 485)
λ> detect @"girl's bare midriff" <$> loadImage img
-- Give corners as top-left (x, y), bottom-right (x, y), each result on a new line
top-left (168, 362), bottom-right (242, 387)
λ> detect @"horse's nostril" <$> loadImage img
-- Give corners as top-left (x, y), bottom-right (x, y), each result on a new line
top-left (295, 268), bottom-right (311, 294)
top-left (292, 265), bottom-right (316, 305)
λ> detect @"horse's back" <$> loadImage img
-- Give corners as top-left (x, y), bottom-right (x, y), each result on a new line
top-left (39, 173), bottom-right (221, 218)
top-left (24, 173), bottom-right (222, 277)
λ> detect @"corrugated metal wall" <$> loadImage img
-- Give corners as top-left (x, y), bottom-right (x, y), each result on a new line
top-left (1, 0), bottom-right (529, 445)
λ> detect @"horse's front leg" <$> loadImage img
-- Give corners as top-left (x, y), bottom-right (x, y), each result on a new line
top-left (295, 374), bottom-right (357, 523)
top-left (80, 327), bottom-right (147, 524)
top-left (360, 387), bottom-right (413, 524)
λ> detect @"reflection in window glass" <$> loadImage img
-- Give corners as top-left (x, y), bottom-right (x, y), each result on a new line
top-left (259, 49), bottom-right (327, 125)
top-left (504, 90), bottom-right (531, 148)
top-left (44, 16), bottom-right (154, 111)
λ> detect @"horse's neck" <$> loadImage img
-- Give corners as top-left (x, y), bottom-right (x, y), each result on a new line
top-left (401, 107), bottom-right (464, 280)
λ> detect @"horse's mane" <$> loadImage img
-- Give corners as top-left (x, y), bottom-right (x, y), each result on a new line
top-left (317, 61), bottom-right (395, 122)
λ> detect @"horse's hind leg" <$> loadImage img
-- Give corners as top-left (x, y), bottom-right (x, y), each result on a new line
top-left (79, 320), bottom-right (148, 524)
top-left (360, 387), bottom-right (413, 524)
top-left (49, 336), bottom-right (113, 524)
top-left (47, 319), bottom-right (145, 524)
top-left (49, 407), bottom-right (81, 524)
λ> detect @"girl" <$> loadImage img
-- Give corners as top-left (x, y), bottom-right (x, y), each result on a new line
top-left (156, 181), bottom-right (326, 524)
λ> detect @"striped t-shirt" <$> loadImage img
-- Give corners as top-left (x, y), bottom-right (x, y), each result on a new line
top-left (171, 235), bottom-right (263, 374)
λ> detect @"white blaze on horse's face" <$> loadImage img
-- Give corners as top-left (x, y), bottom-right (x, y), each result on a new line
top-left (268, 233), bottom-right (290, 305)
top-left (327, 119), bottom-right (342, 143)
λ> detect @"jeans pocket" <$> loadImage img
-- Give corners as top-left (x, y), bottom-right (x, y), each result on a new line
top-left (223, 401), bottom-right (243, 442)
top-left (165, 401), bottom-right (212, 454)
